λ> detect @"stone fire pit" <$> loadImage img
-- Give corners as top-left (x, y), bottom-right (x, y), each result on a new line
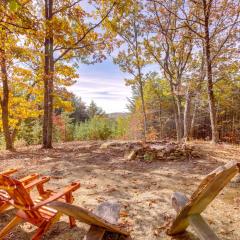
top-left (125, 141), bottom-right (199, 162)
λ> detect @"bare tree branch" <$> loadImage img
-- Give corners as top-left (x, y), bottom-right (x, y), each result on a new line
top-left (54, 1), bottom-right (116, 63)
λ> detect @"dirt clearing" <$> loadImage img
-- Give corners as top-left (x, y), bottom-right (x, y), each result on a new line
top-left (0, 141), bottom-right (240, 240)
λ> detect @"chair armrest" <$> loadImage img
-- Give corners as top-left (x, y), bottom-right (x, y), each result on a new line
top-left (33, 182), bottom-right (80, 209)
top-left (0, 168), bottom-right (18, 176)
top-left (19, 173), bottom-right (39, 185)
top-left (25, 176), bottom-right (50, 190)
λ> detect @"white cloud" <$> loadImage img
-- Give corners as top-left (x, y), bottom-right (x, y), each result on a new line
top-left (66, 60), bottom-right (132, 113)
top-left (67, 76), bottom-right (131, 113)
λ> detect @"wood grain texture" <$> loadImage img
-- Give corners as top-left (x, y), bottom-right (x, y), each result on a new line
top-left (49, 201), bottom-right (129, 236)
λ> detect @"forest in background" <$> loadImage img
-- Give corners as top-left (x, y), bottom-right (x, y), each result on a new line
top-left (0, 0), bottom-right (239, 150)
top-left (0, 97), bottom-right (131, 147)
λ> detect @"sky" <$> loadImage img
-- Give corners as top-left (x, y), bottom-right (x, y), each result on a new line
top-left (66, 2), bottom-right (131, 113)
top-left (67, 59), bottom-right (132, 113)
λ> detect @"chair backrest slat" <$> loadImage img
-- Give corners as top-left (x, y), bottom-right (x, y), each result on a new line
top-left (0, 175), bottom-right (42, 220)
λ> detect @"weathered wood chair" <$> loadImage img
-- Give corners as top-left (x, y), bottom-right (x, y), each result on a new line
top-left (167, 160), bottom-right (240, 240)
top-left (49, 201), bottom-right (131, 240)
top-left (0, 168), bottom-right (47, 213)
top-left (0, 174), bottom-right (80, 239)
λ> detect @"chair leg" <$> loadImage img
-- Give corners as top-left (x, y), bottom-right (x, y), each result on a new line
top-left (65, 192), bottom-right (76, 228)
top-left (31, 214), bottom-right (61, 240)
top-left (84, 225), bottom-right (106, 240)
top-left (31, 221), bottom-right (49, 240)
top-left (0, 216), bottom-right (23, 238)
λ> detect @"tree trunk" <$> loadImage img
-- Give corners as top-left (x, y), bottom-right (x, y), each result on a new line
top-left (0, 39), bottom-right (14, 151)
top-left (139, 81), bottom-right (147, 143)
top-left (42, 0), bottom-right (54, 148)
top-left (174, 112), bottom-right (181, 142)
top-left (42, 38), bottom-right (49, 147)
top-left (158, 96), bottom-right (163, 138)
top-left (169, 82), bottom-right (183, 142)
top-left (203, 1), bottom-right (218, 143)
top-left (175, 95), bottom-right (183, 141)
top-left (183, 86), bottom-right (192, 141)
top-left (190, 101), bottom-right (197, 139)
top-left (47, 1), bottom-right (54, 148)
top-left (172, 98), bottom-right (183, 142)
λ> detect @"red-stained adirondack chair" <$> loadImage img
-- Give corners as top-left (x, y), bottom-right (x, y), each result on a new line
top-left (0, 174), bottom-right (80, 240)
top-left (0, 168), bottom-right (48, 213)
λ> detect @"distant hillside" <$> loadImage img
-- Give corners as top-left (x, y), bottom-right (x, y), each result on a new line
top-left (107, 112), bottom-right (129, 119)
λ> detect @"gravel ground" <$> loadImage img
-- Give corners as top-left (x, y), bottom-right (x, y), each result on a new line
top-left (0, 140), bottom-right (240, 240)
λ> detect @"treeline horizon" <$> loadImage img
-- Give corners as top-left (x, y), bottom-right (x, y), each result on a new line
top-left (0, 97), bottom-right (129, 147)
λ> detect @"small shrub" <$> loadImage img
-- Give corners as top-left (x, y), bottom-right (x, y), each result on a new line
top-left (18, 119), bottom-right (42, 145)
top-left (74, 116), bottom-right (115, 140)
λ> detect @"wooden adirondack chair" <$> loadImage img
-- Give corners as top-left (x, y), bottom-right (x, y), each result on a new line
top-left (0, 174), bottom-right (80, 240)
top-left (49, 201), bottom-right (131, 240)
top-left (167, 160), bottom-right (240, 240)
top-left (0, 168), bottom-right (45, 213)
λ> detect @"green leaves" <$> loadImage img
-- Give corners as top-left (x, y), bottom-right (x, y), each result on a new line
top-left (8, 0), bottom-right (20, 12)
